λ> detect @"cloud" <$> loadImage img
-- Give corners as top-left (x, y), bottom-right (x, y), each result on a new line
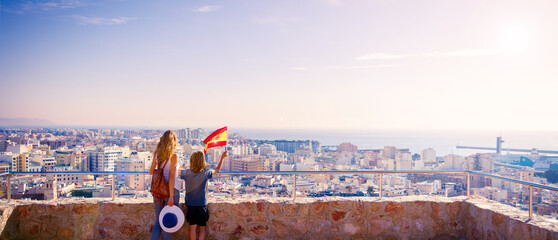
top-left (356, 49), bottom-right (501, 60)
top-left (328, 64), bottom-right (400, 69)
top-left (253, 17), bottom-right (299, 33)
top-left (3, 0), bottom-right (86, 14)
top-left (253, 17), bottom-right (299, 25)
top-left (355, 53), bottom-right (415, 60)
top-left (312, 0), bottom-right (342, 6)
top-left (291, 67), bottom-right (308, 71)
top-left (73, 15), bottom-right (136, 25)
top-left (443, 49), bottom-right (501, 57)
top-left (192, 5), bottom-right (223, 13)
top-left (40, 0), bottom-right (85, 9)
top-left (291, 65), bottom-right (400, 71)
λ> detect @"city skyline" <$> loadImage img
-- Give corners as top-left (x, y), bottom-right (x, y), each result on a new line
top-left (1, 0), bottom-right (558, 131)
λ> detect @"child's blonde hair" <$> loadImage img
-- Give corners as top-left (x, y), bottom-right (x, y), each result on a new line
top-left (190, 151), bottom-right (206, 173)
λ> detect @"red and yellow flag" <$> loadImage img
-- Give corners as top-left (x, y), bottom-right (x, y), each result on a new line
top-left (203, 126), bottom-right (228, 154)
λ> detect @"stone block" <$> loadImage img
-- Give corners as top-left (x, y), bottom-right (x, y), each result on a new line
top-left (209, 221), bottom-right (229, 232)
top-left (368, 202), bottom-right (383, 217)
top-left (395, 218), bottom-right (411, 234)
top-left (256, 200), bottom-right (267, 212)
top-left (234, 202), bottom-right (252, 217)
top-left (311, 201), bottom-right (329, 213)
top-left (349, 200), bottom-right (367, 221)
top-left (268, 203), bottom-right (282, 216)
top-left (491, 211), bottom-right (505, 226)
top-left (271, 218), bottom-right (289, 236)
top-left (246, 215), bottom-right (267, 223)
top-left (298, 203), bottom-right (309, 216)
top-left (288, 218), bottom-right (310, 235)
top-left (332, 210), bottom-right (347, 221)
top-left (229, 224), bottom-right (245, 240)
top-left (342, 222), bottom-right (363, 235)
top-left (368, 219), bottom-right (392, 236)
top-left (283, 203), bottom-right (299, 216)
top-left (58, 226), bottom-right (75, 239)
top-left (249, 224), bottom-right (269, 235)
top-left (384, 202), bottom-right (404, 214)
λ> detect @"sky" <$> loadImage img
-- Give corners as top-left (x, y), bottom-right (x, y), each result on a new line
top-left (1, 0), bottom-right (558, 131)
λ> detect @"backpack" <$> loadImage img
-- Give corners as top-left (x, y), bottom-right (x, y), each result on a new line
top-left (151, 156), bottom-right (170, 205)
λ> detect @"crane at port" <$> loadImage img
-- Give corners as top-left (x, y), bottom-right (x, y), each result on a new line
top-left (456, 137), bottom-right (558, 155)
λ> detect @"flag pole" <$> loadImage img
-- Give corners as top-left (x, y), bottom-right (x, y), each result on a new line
top-left (224, 126), bottom-right (228, 153)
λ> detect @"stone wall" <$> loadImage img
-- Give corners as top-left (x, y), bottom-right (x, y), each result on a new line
top-left (1, 196), bottom-right (557, 239)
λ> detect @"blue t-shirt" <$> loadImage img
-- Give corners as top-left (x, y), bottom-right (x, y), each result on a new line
top-left (180, 169), bottom-right (213, 206)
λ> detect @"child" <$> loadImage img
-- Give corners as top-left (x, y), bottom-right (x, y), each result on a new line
top-left (181, 150), bottom-right (228, 240)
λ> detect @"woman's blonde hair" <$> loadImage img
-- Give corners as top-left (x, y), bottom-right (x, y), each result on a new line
top-left (155, 130), bottom-right (178, 166)
top-left (190, 151), bottom-right (206, 173)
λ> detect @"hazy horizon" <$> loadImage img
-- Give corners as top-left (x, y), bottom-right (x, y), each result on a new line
top-left (3, 117), bottom-right (558, 134)
top-left (2, 0), bottom-right (558, 131)
top-left (3, 120), bottom-right (558, 156)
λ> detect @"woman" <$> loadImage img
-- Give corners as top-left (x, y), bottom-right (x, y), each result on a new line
top-left (149, 130), bottom-right (180, 240)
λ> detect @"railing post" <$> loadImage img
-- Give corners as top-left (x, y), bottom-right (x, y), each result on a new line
top-left (529, 186), bottom-right (533, 219)
top-left (53, 174), bottom-right (58, 200)
top-left (467, 172), bottom-right (470, 198)
top-left (293, 173), bottom-right (296, 201)
top-left (112, 174), bottom-right (115, 201)
top-left (7, 174), bottom-right (11, 202)
top-left (379, 173), bottom-right (383, 200)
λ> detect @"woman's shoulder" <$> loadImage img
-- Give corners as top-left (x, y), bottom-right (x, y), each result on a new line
top-left (170, 153), bottom-right (178, 163)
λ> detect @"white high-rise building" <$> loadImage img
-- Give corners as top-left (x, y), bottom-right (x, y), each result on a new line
top-left (295, 162), bottom-right (318, 171)
top-left (421, 148), bottom-right (436, 163)
top-left (280, 163), bottom-right (294, 171)
top-left (54, 165), bottom-right (84, 186)
top-left (386, 159), bottom-right (395, 171)
top-left (395, 153), bottom-right (412, 170)
top-left (463, 153), bottom-right (494, 172)
top-left (414, 159), bottom-right (425, 170)
top-left (90, 147), bottom-right (123, 172)
top-left (259, 144), bottom-right (277, 156)
top-left (0, 152), bottom-right (14, 164)
top-left (444, 154), bottom-right (463, 170)
top-left (6, 144), bottom-right (30, 154)
top-left (134, 151), bottom-right (153, 171)
top-left (434, 180), bottom-right (442, 192)
top-left (117, 154), bottom-right (146, 191)
top-left (12, 154), bottom-right (29, 172)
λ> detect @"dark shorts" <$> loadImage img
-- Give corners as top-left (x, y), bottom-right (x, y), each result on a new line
top-left (186, 205), bottom-right (209, 226)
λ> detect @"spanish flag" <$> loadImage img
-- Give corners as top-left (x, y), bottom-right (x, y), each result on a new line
top-left (203, 126), bottom-right (228, 154)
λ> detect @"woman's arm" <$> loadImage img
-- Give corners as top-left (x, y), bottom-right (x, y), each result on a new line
top-left (168, 153), bottom-right (178, 206)
top-left (149, 151), bottom-right (157, 175)
top-left (213, 150), bottom-right (228, 174)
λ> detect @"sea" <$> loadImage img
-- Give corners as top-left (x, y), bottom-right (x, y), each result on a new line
top-left (235, 128), bottom-right (558, 156)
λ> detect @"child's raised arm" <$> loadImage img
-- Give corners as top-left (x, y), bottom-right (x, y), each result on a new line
top-left (213, 150), bottom-right (228, 174)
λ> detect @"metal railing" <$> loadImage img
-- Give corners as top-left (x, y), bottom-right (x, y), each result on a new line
top-left (2, 170), bottom-right (557, 219)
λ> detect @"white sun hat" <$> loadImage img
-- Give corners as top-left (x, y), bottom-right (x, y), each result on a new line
top-left (159, 205), bottom-right (185, 233)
